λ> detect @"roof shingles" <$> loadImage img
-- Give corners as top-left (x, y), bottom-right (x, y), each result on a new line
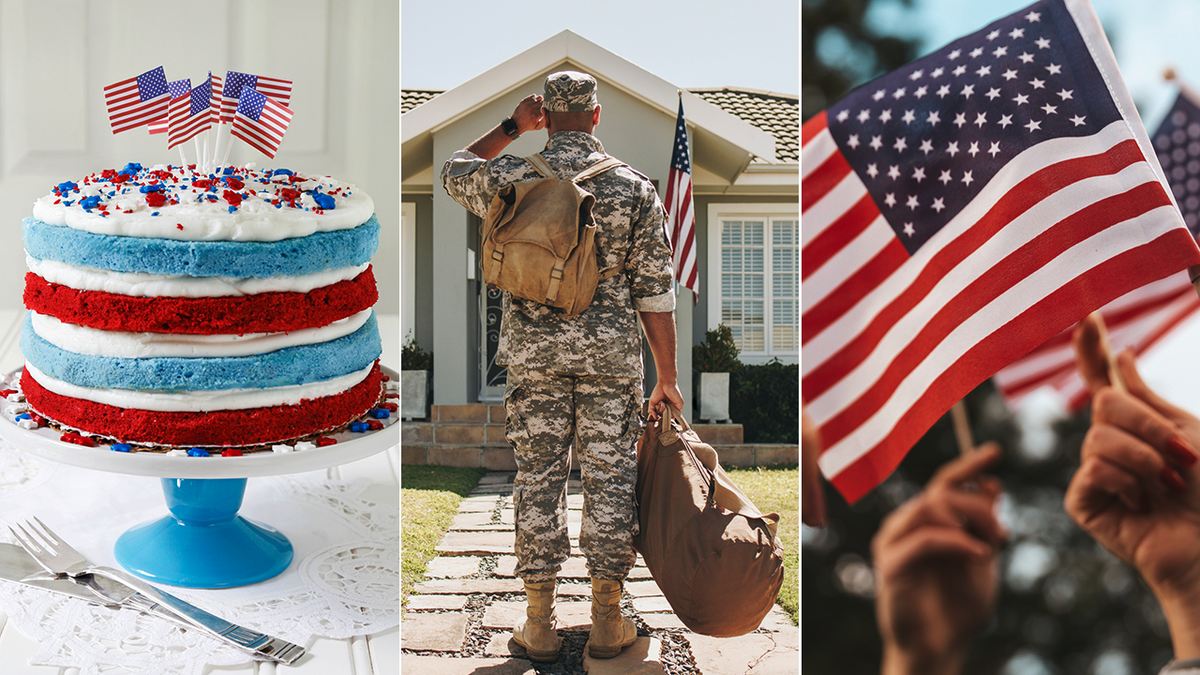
top-left (402, 87), bottom-right (798, 162)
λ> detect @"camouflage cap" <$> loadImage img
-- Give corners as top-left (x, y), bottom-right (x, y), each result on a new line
top-left (543, 70), bottom-right (599, 112)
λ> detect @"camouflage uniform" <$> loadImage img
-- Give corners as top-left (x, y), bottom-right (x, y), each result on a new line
top-left (441, 72), bottom-right (675, 583)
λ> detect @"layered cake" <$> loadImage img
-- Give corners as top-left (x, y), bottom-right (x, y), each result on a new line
top-left (16, 162), bottom-right (387, 451)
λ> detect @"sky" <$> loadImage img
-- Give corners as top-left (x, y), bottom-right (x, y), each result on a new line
top-left (401, 0), bottom-right (799, 95)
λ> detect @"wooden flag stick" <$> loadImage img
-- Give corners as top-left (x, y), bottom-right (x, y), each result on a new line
top-left (1089, 310), bottom-right (1127, 393)
top-left (951, 400), bottom-right (974, 455)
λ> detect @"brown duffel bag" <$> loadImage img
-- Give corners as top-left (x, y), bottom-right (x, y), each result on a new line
top-left (631, 406), bottom-right (785, 637)
top-left (480, 154), bottom-right (626, 317)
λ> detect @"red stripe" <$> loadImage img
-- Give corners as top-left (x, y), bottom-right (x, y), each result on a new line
top-left (801, 111), bottom-right (828, 146)
top-left (24, 267), bottom-right (377, 335)
top-left (802, 151), bottom-right (853, 214)
top-left (801, 239), bottom-right (908, 346)
top-left (802, 138), bottom-right (1147, 381)
top-left (802, 194), bottom-right (879, 282)
top-left (828, 229), bottom-right (1200, 502)
top-left (21, 364), bottom-right (384, 449)
top-left (813, 181), bottom-right (1173, 443)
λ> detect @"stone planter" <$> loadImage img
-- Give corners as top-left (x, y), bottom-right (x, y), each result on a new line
top-left (401, 370), bottom-right (430, 420)
top-left (696, 371), bottom-right (730, 423)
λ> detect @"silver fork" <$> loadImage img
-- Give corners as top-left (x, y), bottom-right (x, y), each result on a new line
top-left (10, 517), bottom-right (305, 665)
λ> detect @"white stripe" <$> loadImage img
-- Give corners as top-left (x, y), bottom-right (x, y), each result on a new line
top-left (801, 127), bottom-right (837, 180)
top-left (31, 309), bottom-right (372, 359)
top-left (25, 362), bottom-right (375, 412)
top-left (801, 214), bottom-right (891, 315)
top-left (803, 121), bottom-right (1141, 374)
top-left (817, 204), bottom-right (1180, 477)
top-left (802, 170), bottom-right (869, 246)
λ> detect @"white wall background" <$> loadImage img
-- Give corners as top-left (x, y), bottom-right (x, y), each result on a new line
top-left (0, 0), bottom-right (400, 315)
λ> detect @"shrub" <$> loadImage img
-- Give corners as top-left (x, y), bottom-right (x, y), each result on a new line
top-left (402, 332), bottom-right (433, 372)
top-left (693, 324), bottom-right (742, 372)
top-left (730, 359), bottom-right (798, 443)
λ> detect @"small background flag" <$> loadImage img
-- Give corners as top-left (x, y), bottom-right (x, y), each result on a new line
top-left (230, 88), bottom-right (293, 158)
top-left (995, 87), bottom-right (1200, 410)
top-left (104, 67), bottom-right (169, 134)
top-left (664, 98), bottom-right (698, 299)
top-left (220, 71), bottom-right (293, 123)
top-left (148, 79), bottom-right (191, 135)
top-left (210, 72), bottom-right (223, 118)
top-left (167, 77), bottom-right (214, 149)
top-left (802, 0), bottom-right (1200, 503)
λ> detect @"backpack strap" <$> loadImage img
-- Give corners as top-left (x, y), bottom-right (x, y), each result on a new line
top-left (572, 156), bottom-right (626, 183)
top-left (598, 261), bottom-right (624, 281)
top-left (523, 154), bottom-right (558, 179)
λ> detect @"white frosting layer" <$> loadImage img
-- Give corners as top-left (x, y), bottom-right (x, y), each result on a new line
top-left (24, 362), bottom-right (376, 412)
top-left (31, 310), bottom-right (373, 359)
top-left (31, 165), bottom-right (374, 242)
top-left (26, 256), bottom-right (369, 298)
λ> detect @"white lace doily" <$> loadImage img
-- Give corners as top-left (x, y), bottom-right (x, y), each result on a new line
top-left (0, 439), bottom-right (399, 675)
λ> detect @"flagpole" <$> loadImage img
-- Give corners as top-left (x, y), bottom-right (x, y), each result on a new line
top-left (950, 401), bottom-right (974, 456)
top-left (1089, 311), bottom-right (1127, 393)
top-left (178, 145), bottom-right (188, 169)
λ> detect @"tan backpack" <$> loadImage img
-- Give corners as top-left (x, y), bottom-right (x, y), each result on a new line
top-left (481, 154), bottom-right (627, 317)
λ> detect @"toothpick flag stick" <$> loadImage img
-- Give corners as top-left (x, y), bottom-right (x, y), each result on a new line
top-left (950, 400), bottom-right (975, 456)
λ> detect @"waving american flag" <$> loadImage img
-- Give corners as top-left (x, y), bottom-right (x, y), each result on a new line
top-left (802, 0), bottom-right (1200, 502)
top-left (665, 99), bottom-right (698, 298)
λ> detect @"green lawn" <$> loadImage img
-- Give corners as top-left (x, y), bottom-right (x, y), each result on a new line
top-left (400, 465), bottom-right (488, 609)
top-left (727, 465), bottom-right (800, 626)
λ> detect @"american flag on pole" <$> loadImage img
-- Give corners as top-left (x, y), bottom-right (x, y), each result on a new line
top-left (148, 79), bottom-right (191, 135)
top-left (230, 88), bottom-right (293, 158)
top-left (995, 88), bottom-right (1200, 410)
top-left (167, 77), bottom-right (214, 150)
top-left (802, 0), bottom-right (1200, 503)
top-left (104, 67), bottom-right (170, 135)
top-left (664, 98), bottom-right (699, 298)
top-left (220, 71), bottom-right (293, 123)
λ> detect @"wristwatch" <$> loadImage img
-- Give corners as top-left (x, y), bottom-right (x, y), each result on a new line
top-left (501, 117), bottom-right (521, 139)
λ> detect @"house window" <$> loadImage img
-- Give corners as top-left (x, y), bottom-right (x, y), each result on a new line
top-left (706, 204), bottom-right (798, 364)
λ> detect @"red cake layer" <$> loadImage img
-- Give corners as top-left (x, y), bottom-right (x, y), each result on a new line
top-left (20, 362), bottom-right (384, 447)
top-left (24, 266), bottom-right (377, 335)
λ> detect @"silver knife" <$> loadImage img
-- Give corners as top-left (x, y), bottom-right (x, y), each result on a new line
top-left (0, 543), bottom-right (305, 665)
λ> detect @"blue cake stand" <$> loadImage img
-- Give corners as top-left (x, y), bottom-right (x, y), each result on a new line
top-left (0, 366), bottom-right (399, 589)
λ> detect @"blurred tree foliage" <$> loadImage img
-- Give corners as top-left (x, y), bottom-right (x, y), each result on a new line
top-left (803, 381), bottom-right (1175, 675)
top-left (802, 0), bottom-right (920, 122)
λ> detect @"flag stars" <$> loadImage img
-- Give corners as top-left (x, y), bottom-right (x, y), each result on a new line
top-left (912, 167), bottom-right (926, 182)
top-left (961, 84), bottom-right (975, 98)
top-left (932, 197), bottom-right (946, 213)
top-left (931, 67), bottom-right (945, 78)
top-left (1002, 69), bottom-right (1018, 81)
top-left (902, 109), bottom-right (916, 124)
top-left (948, 49), bottom-right (962, 60)
top-left (873, 89), bottom-right (887, 101)
top-left (969, 47), bottom-right (984, 58)
top-left (1047, 63), bottom-right (1062, 75)
top-left (1019, 52), bottom-right (1035, 64)
top-left (939, 170), bottom-right (953, 185)
top-left (1035, 37), bottom-right (1051, 49)
top-left (954, 112), bottom-right (967, 128)
top-left (946, 141), bottom-right (960, 156)
top-left (903, 222), bottom-right (915, 237)
top-left (987, 29), bottom-right (1001, 41)
top-left (968, 141), bottom-right (980, 156)
top-left (836, 110), bottom-right (850, 122)
top-left (919, 139), bottom-right (934, 155)
top-left (993, 46), bottom-right (1008, 58)
top-left (887, 165), bottom-right (901, 179)
top-left (857, 109), bottom-right (872, 123)
top-left (909, 70), bottom-right (924, 81)
top-left (870, 135), bottom-right (883, 150)
top-left (1041, 103), bottom-right (1058, 115)
top-left (1025, 119), bottom-right (1042, 132)
top-left (1057, 89), bottom-right (1074, 100)
top-left (914, 86), bottom-right (928, 98)
top-left (988, 142), bottom-right (1002, 157)
top-left (1014, 93), bottom-right (1030, 105)
top-left (926, 110), bottom-right (941, 126)
top-left (999, 114), bottom-right (1013, 128)
top-left (962, 170), bottom-right (975, 185)
top-left (986, 87), bottom-right (1002, 100)
top-left (976, 65), bottom-right (992, 78)
top-left (1070, 114), bottom-right (1086, 126)
top-left (866, 163), bottom-right (879, 178)
top-left (906, 195), bottom-right (920, 210)
top-left (879, 109), bottom-right (893, 123)
top-left (847, 134), bottom-right (860, 149)
top-left (1009, 27), bottom-right (1026, 40)
top-left (885, 193), bottom-right (897, 207)
top-left (893, 87), bottom-right (907, 99)
top-left (937, 84), bottom-right (951, 98)
top-left (1030, 78), bottom-right (1046, 89)
top-left (953, 65), bottom-right (968, 77)
top-left (975, 112), bottom-right (988, 127)
top-left (1026, 10), bottom-right (1041, 22)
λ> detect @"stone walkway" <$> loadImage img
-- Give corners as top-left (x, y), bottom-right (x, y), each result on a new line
top-left (401, 472), bottom-right (798, 674)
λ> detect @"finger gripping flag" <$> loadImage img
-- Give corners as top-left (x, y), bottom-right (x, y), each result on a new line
top-left (802, 0), bottom-right (1200, 503)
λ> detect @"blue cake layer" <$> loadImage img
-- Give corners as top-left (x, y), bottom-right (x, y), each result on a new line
top-left (22, 215), bottom-right (380, 278)
top-left (22, 312), bottom-right (381, 391)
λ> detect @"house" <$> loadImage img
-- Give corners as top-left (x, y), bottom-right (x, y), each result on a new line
top-left (401, 31), bottom-right (798, 430)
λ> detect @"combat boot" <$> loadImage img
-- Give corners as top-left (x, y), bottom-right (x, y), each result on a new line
top-left (512, 579), bottom-right (561, 661)
top-left (586, 578), bottom-right (638, 658)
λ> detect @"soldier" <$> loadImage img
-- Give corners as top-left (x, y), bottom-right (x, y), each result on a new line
top-left (441, 70), bottom-right (685, 661)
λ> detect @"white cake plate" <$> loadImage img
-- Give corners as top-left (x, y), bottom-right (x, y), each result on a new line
top-left (0, 365), bottom-right (399, 588)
